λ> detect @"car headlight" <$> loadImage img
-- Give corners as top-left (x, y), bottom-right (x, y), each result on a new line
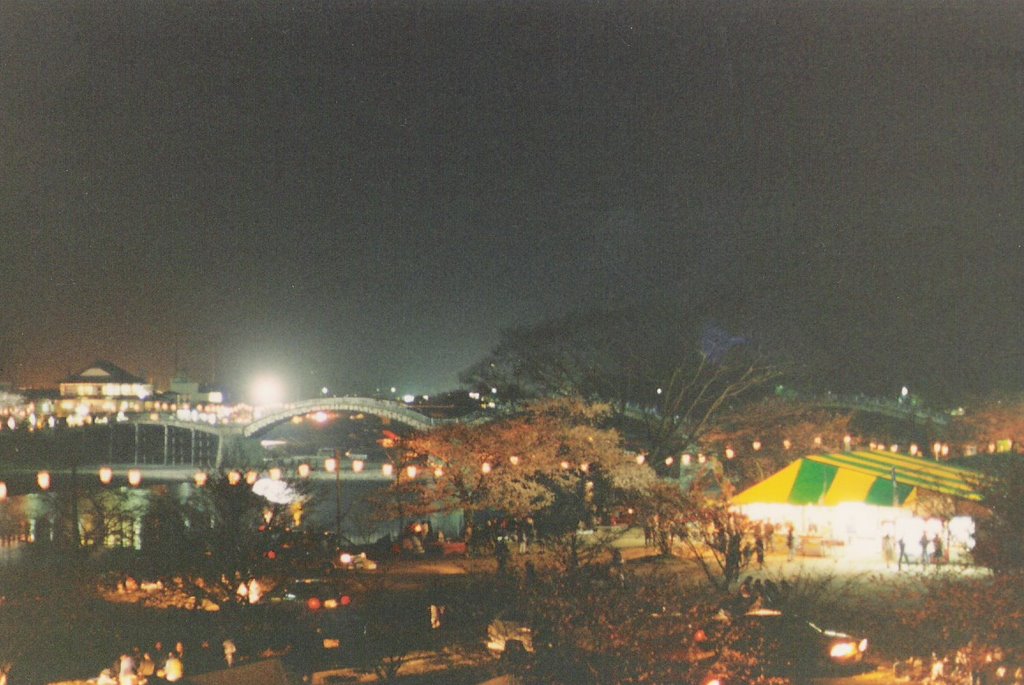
top-left (830, 641), bottom-right (858, 659)
top-left (859, 638), bottom-right (868, 653)
top-left (704, 678), bottom-right (725, 685)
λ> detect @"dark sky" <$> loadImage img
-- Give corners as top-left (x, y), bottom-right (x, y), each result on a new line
top-left (2, 1), bottom-right (1022, 401)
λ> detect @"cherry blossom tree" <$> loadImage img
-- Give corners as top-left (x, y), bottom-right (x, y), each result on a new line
top-left (397, 398), bottom-right (656, 539)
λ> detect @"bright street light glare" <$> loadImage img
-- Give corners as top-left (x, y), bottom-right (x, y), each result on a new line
top-left (252, 376), bottom-right (285, 406)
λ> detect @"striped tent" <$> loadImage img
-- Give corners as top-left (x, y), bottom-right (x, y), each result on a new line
top-left (731, 450), bottom-right (983, 507)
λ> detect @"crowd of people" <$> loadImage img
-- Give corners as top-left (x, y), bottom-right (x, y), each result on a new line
top-left (89, 637), bottom-right (241, 685)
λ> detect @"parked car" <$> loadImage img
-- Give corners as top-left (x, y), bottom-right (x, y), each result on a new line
top-left (264, 578), bottom-right (350, 609)
top-left (701, 607), bottom-right (868, 683)
top-left (335, 551), bottom-right (378, 571)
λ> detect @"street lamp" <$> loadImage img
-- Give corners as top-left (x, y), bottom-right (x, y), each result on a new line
top-left (251, 376), bottom-right (284, 407)
top-left (99, 466), bottom-right (113, 485)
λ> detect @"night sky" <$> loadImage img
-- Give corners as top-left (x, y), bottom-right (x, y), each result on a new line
top-left (2, 1), bottom-right (1022, 401)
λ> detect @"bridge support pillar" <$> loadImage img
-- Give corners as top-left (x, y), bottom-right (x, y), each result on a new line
top-left (164, 426), bottom-right (169, 466)
top-left (134, 424), bottom-right (140, 464)
top-left (191, 429), bottom-right (196, 466)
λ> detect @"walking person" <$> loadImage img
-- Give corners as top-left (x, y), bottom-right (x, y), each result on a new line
top-left (897, 537), bottom-right (910, 571)
top-left (495, 537), bottom-right (510, 573)
top-left (882, 533), bottom-right (895, 569)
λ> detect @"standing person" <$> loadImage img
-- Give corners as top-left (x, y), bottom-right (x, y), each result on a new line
top-left (932, 534), bottom-right (944, 565)
top-left (920, 533), bottom-right (930, 567)
top-left (247, 578), bottom-right (262, 604)
top-left (117, 652), bottom-right (137, 685)
top-left (786, 526), bottom-right (796, 561)
top-left (897, 537), bottom-right (910, 571)
top-left (882, 534), bottom-right (895, 569)
top-left (764, 522), bottom-right (775, 552)
top-left (495, 537), bottom-right (510, 573)
top-left (754, 533), bottom-right (765, 569)
top-left (161, 652), bottom-right (183, 682)
top-left (222, 638), bottom-right (237, 667)
top-left (137, 653), bottom-right (155, 680)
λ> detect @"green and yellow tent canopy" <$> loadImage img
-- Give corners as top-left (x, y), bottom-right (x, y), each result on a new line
top-left (731, 450), bottom-right (982, 507)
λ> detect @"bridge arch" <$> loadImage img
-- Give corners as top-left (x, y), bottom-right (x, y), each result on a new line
top-left (242, 397), bottom-right (452, 437)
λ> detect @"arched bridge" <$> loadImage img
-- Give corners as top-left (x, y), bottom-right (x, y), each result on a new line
top-left (117, 396), bottom-right (473, 468)
top-left (243, 397), bottom-right (455, 437)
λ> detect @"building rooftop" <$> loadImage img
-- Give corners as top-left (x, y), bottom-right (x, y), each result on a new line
top-left (61, 360), bottom-right (147, 385)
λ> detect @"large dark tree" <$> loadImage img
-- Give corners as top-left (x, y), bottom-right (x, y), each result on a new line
top-left (462, 307), bottom-right (784, 462)
top-left (972, 457), bottom-right (1024, 573)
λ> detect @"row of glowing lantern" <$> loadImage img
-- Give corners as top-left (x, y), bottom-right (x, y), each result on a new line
top-left (0, 456), bottom-right (440, 501)
top-left (0, 436), bottom-right (960, 501)
top-left (640, 436), bottom-right (955, 468)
